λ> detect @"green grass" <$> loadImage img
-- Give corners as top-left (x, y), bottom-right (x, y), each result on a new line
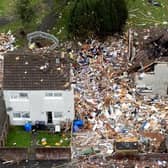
top-left (6, 126), bottom-right (71, 148)
top-left (0, 20), bottom-right (23, 33)
top-left (1, 0), bottom-right (167, 42)
top-left (0, 0), bottom-right (50, 46)
top-left (0, 0), bottom-right (14, 16)
top-left (36, 131), bottom-right (70, 147)
top-left (6, 126), bottom-right (31, 147)
top-left (50, 0), bottom-right (75, 41)
top-left (49, 0), bottom-right (168, 39)
top-left (127, 0), bottom-right (168, 28)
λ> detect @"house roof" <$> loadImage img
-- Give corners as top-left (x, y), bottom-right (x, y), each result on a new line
top-left (3, 49), bottom-right (71, 90)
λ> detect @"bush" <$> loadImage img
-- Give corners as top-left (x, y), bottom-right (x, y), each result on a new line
top-left (68, 0), bottom-right (128, 37)
top-left (16, 0), bottom-right (35, 25)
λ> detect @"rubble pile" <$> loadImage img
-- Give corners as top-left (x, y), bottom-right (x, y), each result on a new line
top-left (70, 34), bottom-right (168, 166)
top-left (68, 157), bottom-right (168, 168)
top-left (131, 28), bottom-right (168, 67)
top-left (0, 31), bottom-right (16, 55)
top-left (0, 31), bottom-right (16, 88)
top-left (144, 28), bottom-right (168, 58)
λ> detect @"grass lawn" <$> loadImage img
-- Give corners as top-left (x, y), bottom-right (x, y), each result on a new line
top-left (127, 0), bottom-right (168, 28)
top-left (36, 131), bottom-right (70, 147)
top-left (0, 0), bottom-right (14, 16)
top-left (48, 0), bottom-right (168, 40)
top-left (0, 0), bottom-right (50, 45)
top-left (50, 0), bottom-right (75, 41)
top-left (6, 126), bottom-right (31, 147)
top-left (1, 0), bottom-right (167, 42)
top-left (6, 126), bottom-right (71, 148)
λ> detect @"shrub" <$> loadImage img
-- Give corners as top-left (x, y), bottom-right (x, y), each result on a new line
top-left (68, 0), bottom-right (128, 37)
top-left (16, 0), bottom-right (35, 25)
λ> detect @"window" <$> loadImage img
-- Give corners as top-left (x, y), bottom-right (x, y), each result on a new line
top-left (45, 92), bottom-right (62, 98)
top-left (56, 58), bottom-right (60, 64)
top-left (19, 93), bottom-right (28, 98)
top-left (54, 93), bottom-right (62, 97)
top-left (45, 92), bottom-right (53, 97)
top-left (10, 94), bottom-right (18, 99)
top-left (13, 112), bottom-right (21, 118)
top-left (54, 112), bottom-right (62, 118)
top-left (22, 112), bottom-right (30, 118)
top-left (10, 92), bottom-right (28, 100)
top-left (13, 112), bottom-right (30, 119)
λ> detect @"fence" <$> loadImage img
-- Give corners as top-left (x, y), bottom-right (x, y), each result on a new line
top-left (35, 147), bottom-right (71, 160)
top-left (0, 116), bottom-right (9, 147)
top-left (0, 147), bottom-right (71, 162)
top-left (0, 147), bottom-right (28, 162)
top-left (0, 90), bottom-right (9, 147)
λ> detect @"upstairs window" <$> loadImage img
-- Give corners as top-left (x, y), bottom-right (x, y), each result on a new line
top-left (45, 92), bottom-right (53, 97)
top-left (10, 94), bottom-right (19, 99)
top-left (19, 93), bottom-right (28, 98)
top-left (45, 92), bottom-right (62, 98)
top-left (54, 93), bottom-right (62, 97)
top-left (10, 92), bottom-right (29, 100)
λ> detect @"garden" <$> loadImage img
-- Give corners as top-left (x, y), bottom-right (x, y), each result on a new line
top-left (6, 126), bottom-right (70, 148)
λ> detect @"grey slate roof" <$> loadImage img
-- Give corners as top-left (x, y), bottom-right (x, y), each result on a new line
top-left (3, 49), bottom-right (70, 90)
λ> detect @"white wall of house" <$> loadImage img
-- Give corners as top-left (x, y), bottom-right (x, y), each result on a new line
top-left (3, 89), bottom-right (74, 125)
top-left (135, 62), bottom-right (168, 96)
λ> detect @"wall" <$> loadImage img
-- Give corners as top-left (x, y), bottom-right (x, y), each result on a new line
top-left (0, 147), bottom-right (71, 162)
top-left (0, 148), bottom-right (28, 162)
top-left (0, 91), bottom-right (9, 147)
top-left (135, 62), bottom-right (168, 96)
top-left (35, 147), bottom-right (71, 160)
top-left (3, 89), bottom-right (74, 125)
top-left (153, 63), bottom-right (168, 95)
top-left (0, 116), bottom-right (9, 147)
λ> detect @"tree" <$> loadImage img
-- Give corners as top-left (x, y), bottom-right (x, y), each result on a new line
top-left (68, 0), bottom-right (128, 37)
top-left (16, 0), bottom-right (35, 25)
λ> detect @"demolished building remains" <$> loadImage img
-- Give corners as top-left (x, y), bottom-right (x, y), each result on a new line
top-left (0, 28), bottom-right (168, 167)
top-left (69, 29), bottom-right (168, 167)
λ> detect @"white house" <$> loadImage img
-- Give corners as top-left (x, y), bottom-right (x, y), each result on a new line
top-left (3, 49), bottom-right (74, 126)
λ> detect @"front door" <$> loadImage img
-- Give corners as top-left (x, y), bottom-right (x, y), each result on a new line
top-left (47, 112), bottom-right (53, 124)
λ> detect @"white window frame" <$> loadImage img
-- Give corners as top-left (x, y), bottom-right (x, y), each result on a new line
top-left (45, 92), bottom-right (53, 97)
top-left (13, 112), bottom-right (21, 119)
top-left (13, 111), bottom-right (30, 120)
top-left (10, 94), bottom-right (19, 100)
top-left (53, 93), bottom-right (62, 97)
top-left (54, 112), bottom-right (63, 118)
top-left (22, 111), bottom-right (30, 118)
top-left (19, 93), bottom-right (28, 98)
top-left (10, 92), bottom-right (29, 101)
top-left (45, 92), bottom-right (62, 99)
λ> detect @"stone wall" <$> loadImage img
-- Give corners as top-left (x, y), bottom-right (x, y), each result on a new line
top-left (0, 91), bottom-right (9, 147)
top-left (0, 116), bottom-right (9, 147)
top-left (35, 147), bottom-right (71, 160)
top-left (0, 147), bottom-right (71, 162)
top-left (0, 148), bottom-right (28, 162)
